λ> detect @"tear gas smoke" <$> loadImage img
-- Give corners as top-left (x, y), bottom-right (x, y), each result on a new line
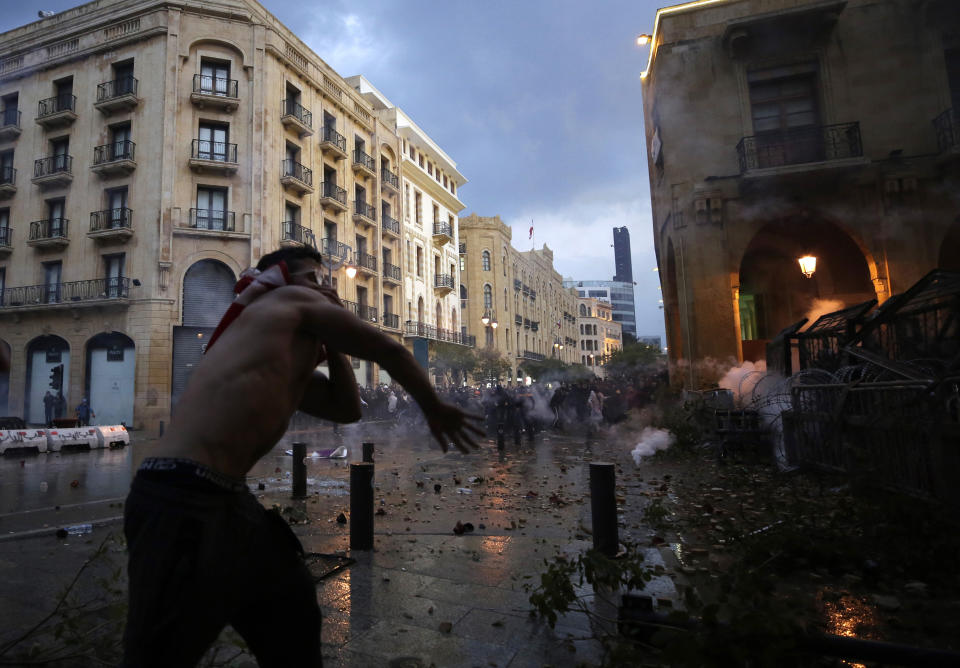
top-left (799, 298), bottom-right (846, 332)
top-left (631, 427), bottom-right (675, 465)
top-left (718, 360), bottom-right (768, 402)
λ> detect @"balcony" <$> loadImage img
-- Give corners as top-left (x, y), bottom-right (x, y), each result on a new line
top-left (382, 261), bottom-right (401, 284)
top-left (459, 243), bottom-right (466, 255)
top-left (0, 166), bottom-right (16, 199)
top-left (432, 221), bottom-right (452, 245)
top-left (353, 200), bottom-right (376, 228)
top-left (403, 321), bottom-right (476, 347)
top-left (190, 74), bottom-right (239, 112)
top-left (0, 226), bottom-right (11, 257)
top-left (380, 167), bottom-right (399, 194)
top-left (319, 126), bottom-right (347, 160)
top-left (35, 95), bottom-right (77, 129)
top-left (94, 77), bottom-right (139, 115)
top-left (281, 221), bottom-right (316, 248)
top-left (382, 312), bottom-right (400, 330)
top-left (514, 279), bottom-right (521, 291)
top-left (933, 108), bottom-right (959, 155)
top-left (382, 212), bottom-right (400, 237)
top-left (515, 314), bottom-right (522, 326)
top-left (321, 237), bottom-right (351, 262)
top-left (189, 139), bottom-right (238, 174)
top-left (88, 208), bottom-right (133, 242)
top-left (280, 159), bottom-right (314, 195)
top-left (281, 99), bottom-right (313, 137)
top-left (0, 277), bottom-right (130, 311)
top-left (356, 250), bottom-right (377, 275)
top-left (0, 108), bottom-right (21, 141)
top-left (318, 181), bottom-right (347, 213)
top-left (433, 273), bottom-right (454, 294)
top-left (736, 122), bottom-right (864, 176)
top-left (352, 148), bottom-right (376, 179)
top-left (32, 156), bottom-right (73, 189)
top-left (187, 208), bottom-right (235, 232)
top-left (27, 219), bottom-right (69, 249)
top-left (91, 141), bottom-right (136, 177)
top-left (518, 350), bottom-right (545, 362)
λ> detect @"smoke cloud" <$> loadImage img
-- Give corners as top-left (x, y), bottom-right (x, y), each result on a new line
top-left (718, 360), bottom-right (768, 403)
top-left (631, 427), bottom-right (675, 465)
top-left (799, 298), bottom-right (846, 332)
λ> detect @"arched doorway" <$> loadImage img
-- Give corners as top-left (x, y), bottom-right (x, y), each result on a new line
top-left (738, 219), bottom-right (875, 361)
top-left (172, 260), bottom-right (236, 407)
top-left (939, 217), bottom-right (960, 271)
top-left (86, 332), bottom-right (135, 426)
top-left (0, 338), bottom-right (10, 416)
top-left (26, 335), bottom-right (70, 425)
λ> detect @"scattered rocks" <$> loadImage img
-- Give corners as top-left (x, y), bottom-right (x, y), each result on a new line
top-left (438, 621), bottom-right (453, 634)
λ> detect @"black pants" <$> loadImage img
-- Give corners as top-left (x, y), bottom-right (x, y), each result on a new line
top-left (122, 467), bottom-right (321, 667)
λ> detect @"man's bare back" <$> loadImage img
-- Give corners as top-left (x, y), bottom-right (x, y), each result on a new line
top-left (153, 256), bottom-right (482, 477)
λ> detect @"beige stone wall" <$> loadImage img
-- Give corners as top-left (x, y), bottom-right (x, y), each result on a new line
top-left (641, 0), bottom-right (960, 387)
top-left (576, 297), bottom-right (621, 379)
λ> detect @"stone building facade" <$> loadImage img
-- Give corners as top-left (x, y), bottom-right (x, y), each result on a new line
top-left (641, 0), bottom-right (960, 387)
top-left (0, 0), bottom-right (429, 428)
top-left (458, 213), bottom-right (579, 384)
top-left (576, 297), bottom-right (622, 379)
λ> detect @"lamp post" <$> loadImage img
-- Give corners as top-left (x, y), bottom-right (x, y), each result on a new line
top-left (320, 239), bottom-right (357, 286)
top-left (798, 255), bottom-right (817, 279)
top-left (552, 337), bottom-right (564, 359)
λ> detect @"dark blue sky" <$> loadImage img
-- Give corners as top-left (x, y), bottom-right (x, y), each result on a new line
top-left (5, 0), bottom-right (666, 343)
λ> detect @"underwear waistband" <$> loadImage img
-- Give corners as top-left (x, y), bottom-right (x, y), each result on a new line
top-left (138, 457), bottom-right (249, 493)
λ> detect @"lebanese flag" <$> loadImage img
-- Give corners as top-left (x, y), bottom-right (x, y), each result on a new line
top-left (529, 225), bottom-right (534, 239)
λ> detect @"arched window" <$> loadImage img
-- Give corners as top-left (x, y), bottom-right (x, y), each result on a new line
top-left (483, 284), bottom-right (493, 309)
top-left (482, 251), bottom-right (491, 271)
top-left (579, 304), bottom-right (587, 317)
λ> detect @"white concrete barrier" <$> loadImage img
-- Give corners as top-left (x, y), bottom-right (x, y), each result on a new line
top-left (93, 425), bottom-right (130, 448)
top-left (0, 429), bottom-right (49, 454)
top-left (46, 427), bottom-right (100, 452)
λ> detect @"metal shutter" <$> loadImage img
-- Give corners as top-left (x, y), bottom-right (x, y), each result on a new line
top-left (182, 260), bottom-right (235, 327)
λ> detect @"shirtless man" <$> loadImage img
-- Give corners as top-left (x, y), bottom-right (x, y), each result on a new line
top-left (122, 246), bottom-right (481, 667)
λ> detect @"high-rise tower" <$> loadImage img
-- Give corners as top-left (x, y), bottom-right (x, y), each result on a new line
top-left (613, 227), bottom-right (633, 282)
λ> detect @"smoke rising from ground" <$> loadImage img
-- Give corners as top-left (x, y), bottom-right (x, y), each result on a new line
top-left (799, 298), bottom-right (846, 332)
top-left (718, 360), bottom-right (768, 403)
top-left (631, 427), bottom-right (675, 465)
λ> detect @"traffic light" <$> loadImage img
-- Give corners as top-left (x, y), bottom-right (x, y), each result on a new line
top-left (49, 364), bottom-right (63, 391)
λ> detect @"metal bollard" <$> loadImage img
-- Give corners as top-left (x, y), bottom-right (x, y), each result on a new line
top-left (292, 442), bottom-right (307, 499)
top-left (589, 462), bottom-right (619, 557)
top-left (362, 442), bottom-right (375, 463)
top-left (158, 420), bottom-right (164, 438)
top-left (350, 462), bottom-right (374, 550)
top-left (496, 422), bottom-right (505, 450)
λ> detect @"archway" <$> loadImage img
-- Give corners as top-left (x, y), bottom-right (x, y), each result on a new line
top-left (939, 217), bottom-right (960, 271)
top-left (0, 338), bottom-right (9, 415)
top-left (86, 332), bottom-right (135, 426)
top-left (738, 219), bottom-right (875, 361)
top-left (172, 260), bottom-right (236, 408)
top-left (25, 335), bottom-right (70, 425)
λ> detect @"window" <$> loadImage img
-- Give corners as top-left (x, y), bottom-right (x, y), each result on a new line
top-left (110, 123), bottom-right (132, 160)
top-left (1, 92), bottom-right (18, 125)
top-left (285, 83), bottom-right (301, 117)
top-left (427, 162), bottom-right (432, 176)
top-left (404, 184), bottom-right (411, 221)
top-left (459, 254), bottom-right (465, 272)
top-left (383, 293), bottom-right (393, 316)
top-left (418, 153), bottom-right (424, 168)
top-left (54, 78), bottom-right (73, 109)
top-left (196, 187), bottom-right (227, 230)
top-left (414, 191), bottom-right (422, 224)
top-left (51, 136), bottom-right (69, 171)
top-left (409, 145), bottom-right (415, 159)
top-left (748, 65), bottom-right (821, 167)
top-left (483, 284), bottom-right (493, 309)
top-left (44, 261), bottom-right (62, 304)
top-left (113, 61), bottom-right (135, 95)
top-left (46, 198), bottom-right (65, 236)
top-left (0, 267), bottom-right (5, 304)
top-left (323, 111), bottom-right (336, 131)
top-left (198, 122), bottom-right (229, 161)
top-left (105, 187), bottom-right (128, 228)
top-left (200, 59), bottom-right (230, 95)
top-left (432, 204), bottom-right (439, 223)
top-left (416, 246), bottom-right (423, 277)
top-left (104, 253), bottom-right (125, 297)
top-left (324, 220), bottom-right (337, 244)
top-left (443, 175), bottom-right (447, 187)
top-left (0, 150), bottom-right (13, 184)
top-left (481, 251), bottom-right (491, 271)
top-left (285, 202), bottom-right (300, 225)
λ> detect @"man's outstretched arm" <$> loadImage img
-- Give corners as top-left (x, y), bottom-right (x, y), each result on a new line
top-left (298, 351), bottom-right (362, 423)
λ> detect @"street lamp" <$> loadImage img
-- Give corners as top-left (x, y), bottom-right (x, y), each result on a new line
top-left (798, 255), bottom-right (817, 279)
top-left (481, 309), bottom-right (497, 328)
top-left (636, 34), bottom-right (651, 46)
top-left (320, 241), bottom-right (357, 285)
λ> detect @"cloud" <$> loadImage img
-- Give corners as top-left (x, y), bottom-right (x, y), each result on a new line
top-left (298, 11), bottom-right (391, 75)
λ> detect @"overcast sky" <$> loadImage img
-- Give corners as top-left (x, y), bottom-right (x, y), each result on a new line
top-left (4, 0), bottom-right (666, 344)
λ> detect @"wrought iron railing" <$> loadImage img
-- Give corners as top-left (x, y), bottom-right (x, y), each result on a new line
top-left (93, 140), bottom-right (135, 164)
top-left (383, 313), bottom-right (399, 329)
top-left (520, 351), bottom-right (545, 361)
top-left (282, 221), bottom-right (315, 247)
top-left (358, 304), bottom-right (378, 322)
top-left (404, 321), bottom-right (476, 347)
top-left (434, 274), bottom-right (454, 290)
top-left (459, 243), bottom-right (467, 254)
top-left (321, 237), bottom-right (350, 260)
top-left (320, 126), bottom-right (346, 152)
top-left (0, 165), bottom-right (15, 185)
top-left (29, 218), bottom-right (68, 240)
top-left (380, 167), bottom-right (399, 189)
top-left (353, 148), bottom-right (375, 172)
top-left (282, 99), bottom-right (312, 128)
top-left (0, 226), bottom-right (11, 246)
top-left (382, 213), bottom-right (400, 235)
top-left (933, 108), bottom-right (959, 153)
top-left (37, 94), bottom-right (76, 117)
top-left (1, 108), bottom-right (20, 128)
top-left (316, 183), bottom-right (345, 207)
top-left (356, 251), bottom-right (377, 272)
top-left (90, 208), bottom-right (132, 231)
top-left (96, 76), bottom-right (138, 101)
top-left (354, 200), bottom-right (376, 221)
top-left (383, 262), bottom-right (401, 281)
top-left (191, 139), bottom-right (237, 163)
top-left (192, 74), bottom-right (238, 98)
top-left (433, 221), bottom-right (452, 237)
top-left (736, 122), bottom-right (862, 172)
top-left (282, 159), bottom-right (312, 186)
top-left (188, 208), bottom-right (235, 231)
top-left (514, 279), bottom-right (521, 291)
top-left (34, 155), bottom-right (72, 177)
top-left (1, 277), bottom-right (130, 307)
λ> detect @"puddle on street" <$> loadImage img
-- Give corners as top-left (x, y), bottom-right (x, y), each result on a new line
top-left (816, 588), bottom-right (883, 668)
